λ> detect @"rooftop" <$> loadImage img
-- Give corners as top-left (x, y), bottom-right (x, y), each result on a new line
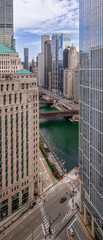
top-left (15, 68), bottom-right (32, 74)
top-left (0, 44), bottom-right (15, 53)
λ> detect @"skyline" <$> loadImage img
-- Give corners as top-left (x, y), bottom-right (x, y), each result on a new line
top-left (14, 0), bottom-right (79, 60)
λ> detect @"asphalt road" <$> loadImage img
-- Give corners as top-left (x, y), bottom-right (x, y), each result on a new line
top-left (0, 180), bottom-right (76, 240)
top-left (56, 216), bottom-right (89, 240)
top-left (0, 167), bottom-right (88, 240)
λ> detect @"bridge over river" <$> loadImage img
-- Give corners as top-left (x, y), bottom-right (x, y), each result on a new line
top-left (39, 109), bottom-right (79, 119)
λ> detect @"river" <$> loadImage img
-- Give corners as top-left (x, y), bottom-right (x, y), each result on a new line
top-left (39, 106), bottom-right (79, 172)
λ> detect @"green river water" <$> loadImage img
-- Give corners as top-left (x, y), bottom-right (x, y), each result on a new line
top-left (39, 106), bottom-right (79, 172)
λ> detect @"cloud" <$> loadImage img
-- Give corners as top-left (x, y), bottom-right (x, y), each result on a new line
top-left (14, 0), bottom-right (79, 35)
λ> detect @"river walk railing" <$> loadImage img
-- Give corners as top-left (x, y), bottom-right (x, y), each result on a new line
top-left (40, 132), bottom-right (65, 176)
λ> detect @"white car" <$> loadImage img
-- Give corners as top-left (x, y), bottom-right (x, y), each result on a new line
top-left (68, 227), bottom-right (75, 236)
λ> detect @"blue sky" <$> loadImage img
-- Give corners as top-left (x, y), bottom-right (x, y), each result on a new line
top-left (14, 0), bottom-right (79, 61)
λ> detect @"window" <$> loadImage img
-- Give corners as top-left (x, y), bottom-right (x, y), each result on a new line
top-left (6, 85), bottom-right (9, 91)
top-left (22, 83), bottom-right (24, 89)
top-left (3, 95), bottom-right (6, 105)
top-left (1, 85), bottom-right (3, 91)
top-left (12, 84), bottom-right (14, 91)
top-left (9, 95), bottom-right (11, 104)
top-left (26, 83), bottom-right (28, 89)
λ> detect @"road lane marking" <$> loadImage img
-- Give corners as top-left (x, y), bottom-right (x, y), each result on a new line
top-left (69, 218), bottom-right (76, 227)
top-left (66, 228), bottom-right (74, 240)
top-left (73, 225), bottom-right (81, 240)
top-left (42, 224), bottom-right (46, 237)
top-left (34, 231), bottom-right (43, 240)
top-left (25, 224), bottom-right (41, 240)
top-left (66, 229), bottom-right (71, 240)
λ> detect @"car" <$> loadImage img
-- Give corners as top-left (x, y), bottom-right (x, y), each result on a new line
top-left (71, 188), bottom-right (77, 196)
top-left (60, 196), bottom-right (67, 203)
top-left (68, 227), bottom-right (75, 236)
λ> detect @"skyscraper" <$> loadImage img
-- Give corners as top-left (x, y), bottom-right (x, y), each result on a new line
top-left (52, 34), bottom-right (59, 93)
top-left (41, 35), bottom-right (50, 53)
top-left (0, 69), bottom-right (39, 221)
top-left (24, 48), bottom-right (29, 70)
top-left (63, 46), bottom-right (78, 100)
top-left (58, 34), bottom-right (71, 95)
top-left (38, 53), bottom-right (44, 87)
top-left (44, 40), bottom-right (52, 90)
top-left (0, 0), bottom-right (14, 50)
top-left (79, 1), bottom-right (103, 239)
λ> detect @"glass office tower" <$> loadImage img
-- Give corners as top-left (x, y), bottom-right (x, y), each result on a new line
top-left (58, 33), bottom-right (71, 94)
top-left (24, 48), bottom-right (29, 70)
top-left (44, 40), bottom-right (52, 90)
top-left (0, 0), bottom-right (14, 50)
top-left (52, 34), bottom-right (59, 93)
top-left (79, 1), bottom-right (103, 239)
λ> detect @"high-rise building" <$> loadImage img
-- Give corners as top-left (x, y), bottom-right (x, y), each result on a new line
top-left (52, 34), bottom-right (59, 93)
top-left (24, 48), bottom-right (29, 70)
top-left (79, 1), bottom-right (103, 239)
top-left (0, 69), bottom-right (39, 221)
top-left (41, 35), bottom-right (50, 53)
top-left (0, 0), bottom-right (14, 50)
top-left (63, 48), bottom-right (70, 69)
top-left (44, 40), bottom-right (52, 90)
top-left (38, 53), bottom-right (44, 87)
top-left (58, 33), bottom-right (71, 95)
top-left (0, 44), bottom-right (23, 73)
top-left (63, 46), bottom-right (78, 100)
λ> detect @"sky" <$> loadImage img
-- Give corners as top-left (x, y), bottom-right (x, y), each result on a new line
top-left (14, 0), bottom-right (79, 61)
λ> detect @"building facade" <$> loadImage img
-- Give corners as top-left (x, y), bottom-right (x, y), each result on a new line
top-left (44, 40), bottom-right (52, 90)
top-left (58, 33), bottom-right (71, 95)
top-left (63, 48), bottom-right (70, 68)
top-left (74, 69), bottom-right (79, 103)
top-left (63, 46), bottom-right (78, 100)
top-left (0, 0), bottom-right (14, 50)
top-left (0, 44), bottom-right (22, 73)
top-left (24, 48), bottom-right (29, 70)
top-left (38, 53), bottom-right (44, 87)
top-left (63, 69), bottom-right (74, 99)
top-left (0, 69), bottom-right (39, 221)
top-left (52, 34), bottom-right (59, 93)
top-left (79, 1), bottom-right (103, 239)
top-left (41, 35), bottom-right (50, 53)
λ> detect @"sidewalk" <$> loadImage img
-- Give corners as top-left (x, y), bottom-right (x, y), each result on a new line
top-left (76, 212), bottom-right (93, 240)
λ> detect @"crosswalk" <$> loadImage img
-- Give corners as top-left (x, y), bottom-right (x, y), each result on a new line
top-left (51, 210), bottom-right (73, 234)
top-left (39, 202), bottom-right (49, 235)
top-left (62, 177), bottom-right (74, 191)
top-left (45, 181), bottom-right (63, 196)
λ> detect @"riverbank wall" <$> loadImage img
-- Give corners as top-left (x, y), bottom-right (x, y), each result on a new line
top-left (40, 132), bottom-right (65, 179)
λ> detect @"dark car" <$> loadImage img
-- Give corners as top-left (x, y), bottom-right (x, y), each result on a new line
top-left (60, 196), bottom-right (67, 203)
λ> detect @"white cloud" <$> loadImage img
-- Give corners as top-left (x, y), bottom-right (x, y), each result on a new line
top-left (14, 0), bottom-right (79, 34)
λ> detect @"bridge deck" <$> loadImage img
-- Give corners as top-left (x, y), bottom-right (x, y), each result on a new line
top-left (39, 109), bottom-right (79, 119)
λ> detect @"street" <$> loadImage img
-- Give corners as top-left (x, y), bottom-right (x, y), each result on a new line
top-left (0, 175), bottom-right (89, 240)
top-left (0, 153), bottom-right (89, 240)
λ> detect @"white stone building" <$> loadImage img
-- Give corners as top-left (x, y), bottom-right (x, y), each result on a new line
top-left (63, 46), bottom-right (79, 100)
top-left (0, 44), bottom-right (22, 74)
top-left (0, 69), bottom-right (39, 221)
